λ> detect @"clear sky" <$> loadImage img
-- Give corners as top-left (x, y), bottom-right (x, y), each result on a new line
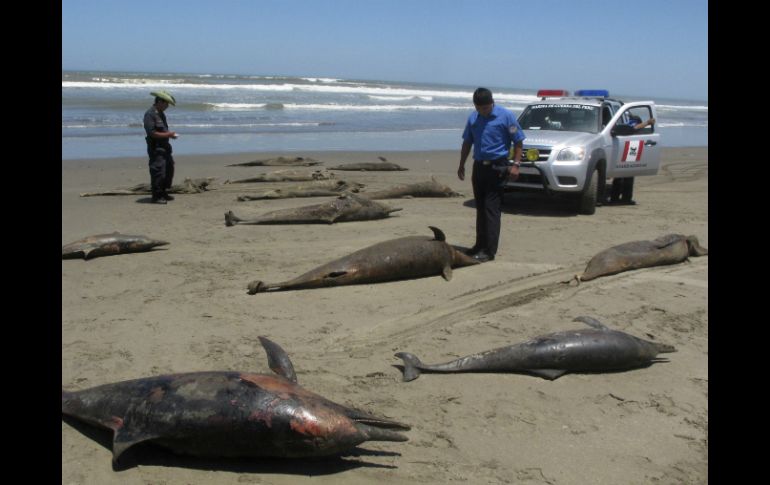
top-left (62, 0), bottom-right (708, 101)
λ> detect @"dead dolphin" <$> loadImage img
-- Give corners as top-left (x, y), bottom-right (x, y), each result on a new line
top-left (226, 193), bottom-right (401, 226)
top-left (395, 316), bottom-right (676, 381)
top-left (248, 226), bottom-right (479, 294)
top-left (79, 178), bottom-right (216, 197)
top-left (362, 178), bottom-right (462, 199)
top-left (236, 180), bottom-right (365, 201)
top-left (62, 337), bottom-right (409, 462)
top-left (227, 156), bottom-right (320, 167)
top-left (224, 169), bottom-right (333, 184)
top-left (576, 234), bottom-right (708, 282)
top-left (62, 233), bottom-right (169, 259)
top-left (329, 162), bottom-right (408, 171)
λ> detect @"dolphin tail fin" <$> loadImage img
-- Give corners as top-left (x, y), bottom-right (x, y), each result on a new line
top-left (574, 316), bottom-right (610, 331)
top-left (428, 226), bottom-right (446, 241)
top-left (394, 352), bottom-right (423, 381)
top-left (61, 389), bottom-right (77, 413)
top-left (258, 336), bottom-right (298, 383)
top-left (248, 280), bottom-right (269, 294)
top-left (225, 211), bottom-right (241, 227)
top-left (686, 236), bottom-right (708, 256)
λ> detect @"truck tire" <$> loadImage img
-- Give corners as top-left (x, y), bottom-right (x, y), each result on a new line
top-left (578, 168), bottom-right (598, 215)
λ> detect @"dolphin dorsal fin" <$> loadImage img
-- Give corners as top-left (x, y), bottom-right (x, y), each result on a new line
top-left (573, 316), bottom-right (610, 331)
top-left (258, 336), bottom-right (298, 383)
top-left (428, 226), bottom-right (446, 241)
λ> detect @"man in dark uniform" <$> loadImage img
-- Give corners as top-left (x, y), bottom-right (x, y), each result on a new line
top-left (609, 114), bottom-right (656, 205)
top-left (144, 91), bottom-right (178, 204)
top-left (457, 88), bottom-right (525, 262)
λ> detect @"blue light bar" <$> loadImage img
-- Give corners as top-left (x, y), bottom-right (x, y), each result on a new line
top-left (575, 89), bottom-right (609, 98)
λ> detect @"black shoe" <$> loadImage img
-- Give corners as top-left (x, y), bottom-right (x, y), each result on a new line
top-left (472, 250), bottom-right (494, 263)
top-left (151, 197), bottom-right (167, 205)
top-left (162, 193), bottom-right (175, 201)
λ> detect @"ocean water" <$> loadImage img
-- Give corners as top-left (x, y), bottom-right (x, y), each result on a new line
top-left (62, 71), bottom-right (708, 160)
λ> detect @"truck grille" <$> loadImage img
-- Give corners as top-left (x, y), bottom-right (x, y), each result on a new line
top-left (524, 148), bottom-right (552, 162)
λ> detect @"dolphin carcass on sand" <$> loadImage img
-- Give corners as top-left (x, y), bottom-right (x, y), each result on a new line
top-left (395, 316), bottom-right (676, 381)
top-left (361, 178), bottom-right (462, 199)
top-left (62, 233), bottom-right (169, 260)
top-left (236, 180), bottom-right (364, 201)
top-left (248, 226), bottom-right (479, 294)
top-left (576, 234), bottom-right (708, 282)
top-left (62, 337), bottom-right (409, 463)
top-left (225, 193), bottom-right (401, 226)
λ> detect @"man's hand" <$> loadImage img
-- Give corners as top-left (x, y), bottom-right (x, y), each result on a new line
top-left (507, 165), bottom-right (520, 181)
top-left (458, 164), bottom-right (466, 181)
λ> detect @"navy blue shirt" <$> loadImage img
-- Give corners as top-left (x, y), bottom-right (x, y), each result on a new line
top-left (462, 105), bottom-right (526, 160)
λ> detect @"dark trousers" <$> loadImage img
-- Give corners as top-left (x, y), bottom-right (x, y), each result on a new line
top-left (148, 149), bottom-right (175, 198)
top-left (471, 159), bottom-right (508, 257)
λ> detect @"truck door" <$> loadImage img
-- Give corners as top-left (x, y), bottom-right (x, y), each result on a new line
top-left (606, 102), bottom-right (661, 178)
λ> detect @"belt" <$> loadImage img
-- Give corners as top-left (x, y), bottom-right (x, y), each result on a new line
top-left (477, 158), bottom-right (507, 166)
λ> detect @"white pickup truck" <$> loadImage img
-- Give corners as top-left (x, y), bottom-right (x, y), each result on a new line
top-left (507, 89), bottom-right (661, 214)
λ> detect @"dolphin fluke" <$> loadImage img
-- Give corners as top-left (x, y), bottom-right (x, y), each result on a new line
top-left (394, 352), bottom-right (423, 381)
top-left (225, 211), bottom-right (242, 227)
top-left (248, 280), bottom-right (267, 294)
top-left (686, 235), bottom-right (708, 256)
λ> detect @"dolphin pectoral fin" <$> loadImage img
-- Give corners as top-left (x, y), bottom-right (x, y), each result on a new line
top-left (527, 369), bottom-right (568, 380)
top-left (258, 336), bottom-right (298, 383)
top-left (573, 316), bottom-right (610, 331)
top-left (428, 226), bottom-right (446, 241)
top-left (441, 264), bottom-right (453, 281)
top-left (112, 426), bottom-right (159, 462)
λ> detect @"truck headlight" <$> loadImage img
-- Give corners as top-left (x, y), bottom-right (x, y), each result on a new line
top-left (556, 147), bottom-right (585, 161)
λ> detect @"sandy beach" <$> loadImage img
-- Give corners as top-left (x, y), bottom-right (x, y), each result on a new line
top-left (62, 147), bottom-right (708, 484)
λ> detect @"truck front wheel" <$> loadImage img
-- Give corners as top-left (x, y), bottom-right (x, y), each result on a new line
top-left (577, 168), bottom-right (599, 215)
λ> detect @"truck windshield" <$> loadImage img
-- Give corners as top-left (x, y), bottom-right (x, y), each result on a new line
top-left (518, 104), bottom-right (600, 134)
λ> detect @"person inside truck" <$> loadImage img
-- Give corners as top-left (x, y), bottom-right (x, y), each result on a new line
top-left (627, 114), bottom-right (656, 131)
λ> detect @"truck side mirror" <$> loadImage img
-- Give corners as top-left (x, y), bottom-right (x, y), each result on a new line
top-left (611, 124), bottom-right (635, 137)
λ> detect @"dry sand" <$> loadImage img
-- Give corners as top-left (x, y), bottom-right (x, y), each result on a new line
top-left (62, 147), bottom-right (708, 484)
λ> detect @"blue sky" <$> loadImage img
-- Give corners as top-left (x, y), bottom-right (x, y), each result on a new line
top-left (62, 0), bottom-right (708, 101)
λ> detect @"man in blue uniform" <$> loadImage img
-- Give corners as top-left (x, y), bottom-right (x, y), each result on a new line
top-left (458, 88), bottom-right (525, 262)
top-left (144, 91), bottom-right (179, 204)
